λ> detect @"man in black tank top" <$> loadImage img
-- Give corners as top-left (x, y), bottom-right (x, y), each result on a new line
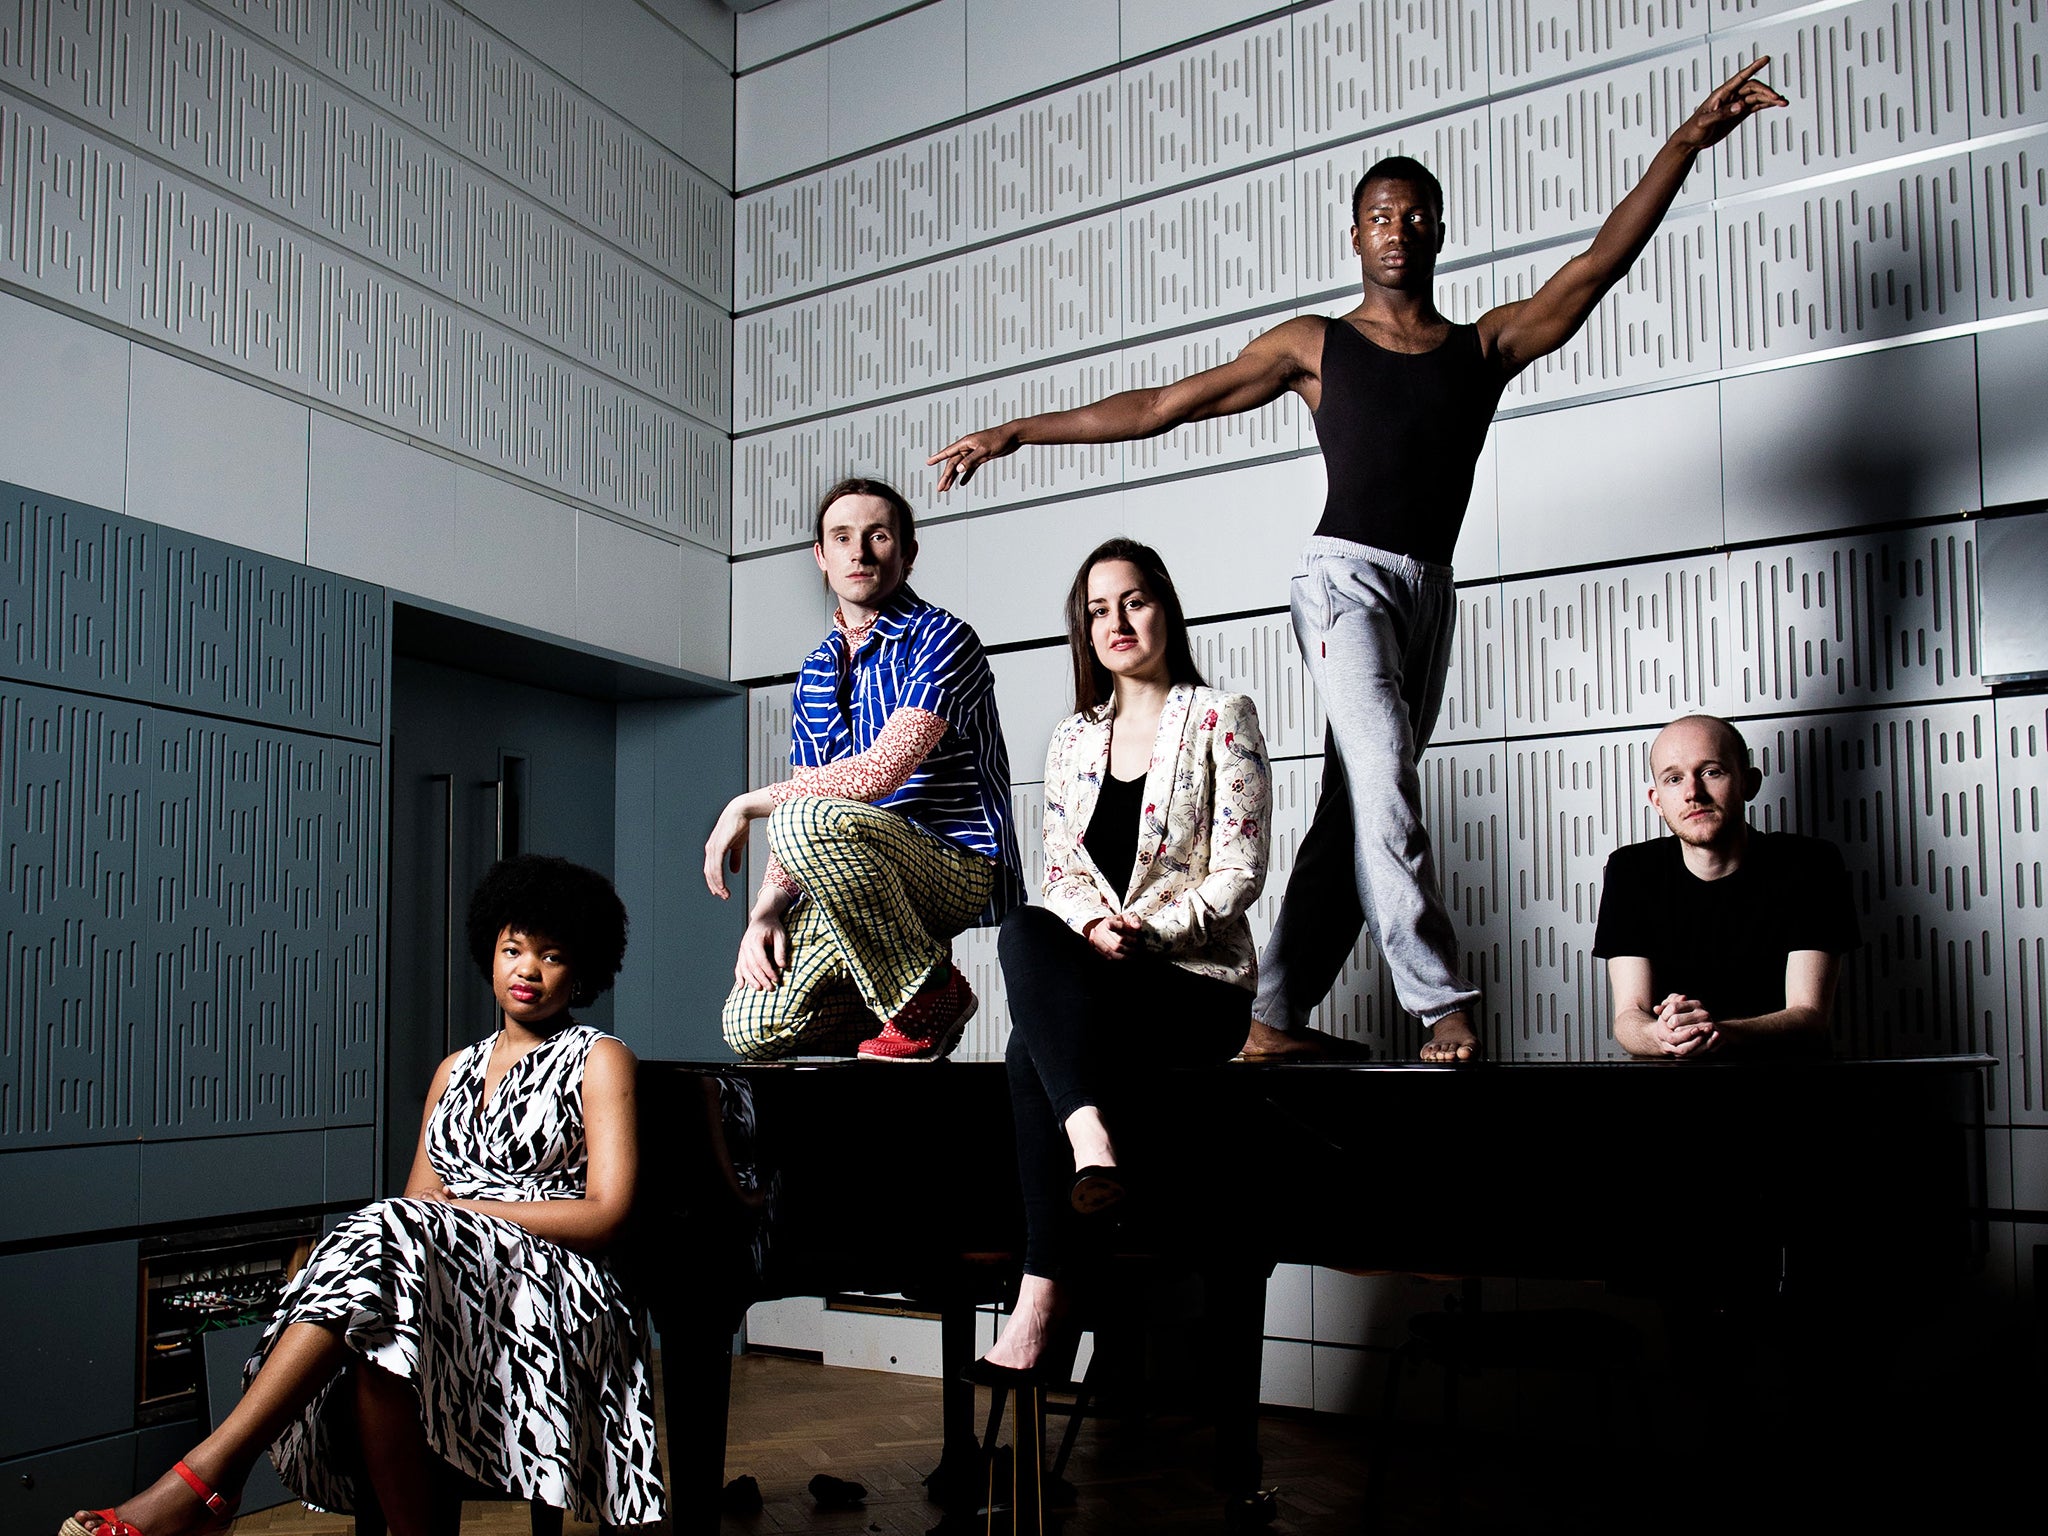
top-left (931, 61), bottom-right (1786, 1063)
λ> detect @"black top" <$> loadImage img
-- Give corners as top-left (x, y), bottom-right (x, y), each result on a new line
top-left (1086, 770), bottom-right (1146, 899)
top-left (1310, 318), bottom-right (1508, 566)
top-left (1592, 831), bottom-right (1860, 1025)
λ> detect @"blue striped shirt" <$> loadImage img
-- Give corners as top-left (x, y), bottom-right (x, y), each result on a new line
top-left (790, 586), bottom-right (1025, 922)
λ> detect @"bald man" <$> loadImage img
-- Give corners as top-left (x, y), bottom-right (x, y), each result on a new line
top-left (1594, 715), bottom-right (1859, 1059)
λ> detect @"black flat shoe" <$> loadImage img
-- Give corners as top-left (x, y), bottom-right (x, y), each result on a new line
top-left (965, 1354), bottom-right (1060, 1388)
top-left (1070, 1165), bottom-right (1126, 1215)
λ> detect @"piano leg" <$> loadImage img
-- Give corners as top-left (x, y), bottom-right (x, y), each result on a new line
top-left (924, 1293), bottom-right (983, 1509)
top-left (659, 1324), bottom-right (735, 1536)
top-left (1208, 1265), bottom-right (1279, 1531)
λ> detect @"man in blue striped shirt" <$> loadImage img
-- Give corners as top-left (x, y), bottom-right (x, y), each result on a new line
top-left (704, 478), bottom-right (1025, 1061)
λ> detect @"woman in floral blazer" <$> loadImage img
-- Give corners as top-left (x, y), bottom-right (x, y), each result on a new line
top-left (975, 537), bottom-right (1271, 1383)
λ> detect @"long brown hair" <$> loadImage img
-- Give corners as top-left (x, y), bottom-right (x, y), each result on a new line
top-left (1065, 538), bottom-right (1206, 713)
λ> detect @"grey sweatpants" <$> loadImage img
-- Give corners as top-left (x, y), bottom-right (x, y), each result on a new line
top-left (1254, 536), bottom-right (1480, 1029)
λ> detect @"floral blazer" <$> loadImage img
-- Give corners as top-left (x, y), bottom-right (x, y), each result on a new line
top-left (1040, 684), bottom-right (1271, 990)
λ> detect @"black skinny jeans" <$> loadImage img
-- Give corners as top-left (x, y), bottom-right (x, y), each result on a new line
top-left (998, 905), bottom-right (1250, 1278)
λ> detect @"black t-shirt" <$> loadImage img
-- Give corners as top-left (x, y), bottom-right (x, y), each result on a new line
top-left (1591, 831), bottom-right (1859, 1022)
top-left (1086, 770), bottom-right (1146, 899)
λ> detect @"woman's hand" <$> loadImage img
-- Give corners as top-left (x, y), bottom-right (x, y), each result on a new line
top-left (735, 906), bottom-right (791, 990)
top-left (704, 789), bottom-right (771, 898)
top-left (1084, 911), bottom-right (1144, 960)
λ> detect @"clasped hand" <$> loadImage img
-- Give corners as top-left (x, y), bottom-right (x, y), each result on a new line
top-left (1084, 911), bottom-right (1145, 960)
top-left (1652, 993), bottom-right (1720, 1057)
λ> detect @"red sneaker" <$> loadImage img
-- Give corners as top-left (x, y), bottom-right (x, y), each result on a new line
top-left (857, 966), bottom-right (976, 1060)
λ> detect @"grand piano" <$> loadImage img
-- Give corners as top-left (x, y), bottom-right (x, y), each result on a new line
top-left (630, 1056), bottom-right (1989, 1533)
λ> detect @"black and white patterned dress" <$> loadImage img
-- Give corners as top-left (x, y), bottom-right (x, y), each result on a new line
top-left (246, 1023), bottom-right (665, 1525)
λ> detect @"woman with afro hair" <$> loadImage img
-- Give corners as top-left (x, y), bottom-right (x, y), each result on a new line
top-left (61, 855), bottom-right (664, 1536)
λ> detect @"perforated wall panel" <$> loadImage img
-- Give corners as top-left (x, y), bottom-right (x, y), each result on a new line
top-left (831, 131), bottom-right (966, 284)
top-left (1712, 0), bottom-right (1969, 197)
top-left (1438, 582), bottom-right (1505, 742)
top-left (1505, 557), bottom-right (1729, 732)
top-left (1997, 695), bottom-right (2048, 1124)
top-left (1498, 214), bottom-right (1717, 400)
top-left (953, 356), bottom-right (1124, 511)
top-left (1296, 108), bottom-right (1492, 291)
top-left (735, 292), bottom-right (832, 430)
top-left (1122, 18), bottom-right (1293, 197)
top-left (1493, 49), bottom-right (1713, 246)
top-left (834, 256), bottom-right (967, 402)
top-left (965, 78), bottom-right (1121, 244)
top-left (1719, 158), bottom-right (1975, 363)
top-left (1124, 165), bottom-right (1297, 332)
top-left (1975, 131), bottom-right (2048, 318)
top-left (0, 683), bottom-right (150, 1144)
top-left (1746, 705), bottom-right (2003, 1074)
top-left (1192, 613), bottom-right (1313, 761)
top-left (736, 173), bottom-right (830, 308)
top-left (966, 213), bottom-right (1123, 374)
top-left (1294, 0), bottom-right (1491, 148)
top-left (1970, 0), bottom-right (2048, 128)
top-left (1488, 0), bottom-right (1707, 89)
top-left (1730, 529), bottom-right (1982, 711)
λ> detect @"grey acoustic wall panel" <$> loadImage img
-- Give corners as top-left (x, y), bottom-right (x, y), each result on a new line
top-left (1504, 557), bottom-right (1729, 733)
top-left (1497, 215), bottom-right (1718, 400)
top-left (1251, 758), bottom-right (1317, 952)
top-left (1294, 0), bottom-right (1491, 148)
top-left (827, 0), bottom-right (966, 160)
top-left (1975, 131), bottom-right (2048, 318)
top-left (832, 131), bottom-right (966, 284)
top-left (834, 256), bottom-right (968, 402)
top-left (737, 172), bottom-right (830, 308)
top-left (954, 356), bottom-right (1124, 509)
top-left (1437, 582), bottom-right (1505, 743)
top-left (988, 645), bottom-right (1072, 784)
top-left (829, 393), bottom-right (974, 516)
top-left (1730, 528), bottom-right (1983, 710)
top-left (1488, 0), bottom-right (1707, 90)
top-left (1970, 0), bottom-right (2047, 128)
top-left (1295, 107), bottom-right (1493, 290)
top-left (1980, 320), bottom-right (2048, 507)
top-left (0, 683), bottom-right (150, 1145)
top-left (0, 490), bottom-right (152, 698)
top-left (736, 292), bottom-right (832, 429)
top-left (965, 78), bottom-right (1121, 244)
top-left (1506, 730), bottom-right (1661, 1060)
top-left (1125, 165), bottom-right (1297, 332)
top-left (1712, 0), bottom-right (1968, 197)
top-left (745, 684), bottom-right (794, 897)
top-left (967, 213), bottom-right (1124, 371)
top-left (734, 421), bottom-right (830, 552)
top-left (1492, 48), bottom-right (1713, 246)
top-left (1719, 157), bottom-right (1976, 363)
top-left (1122, 16), bottom-right (1293, 196)
top-left (0, 92), bottom-right (129, 319)
top-left (1998, 694), bottom-right (2048, 1124)
top-left (1192, 612), bottom-right (1314, 761)
top-left (1123, 318), bottom-right (1304, 482)
top-left (1746, 705), bottom-right (2003, 1075)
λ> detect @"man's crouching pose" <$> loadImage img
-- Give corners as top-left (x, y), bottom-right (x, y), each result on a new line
top-left (704, 478), bottom-right (1025, 1061)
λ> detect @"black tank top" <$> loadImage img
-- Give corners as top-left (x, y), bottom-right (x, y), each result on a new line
top-left (1087, 770), bottom-right (1145, 898)
top-left (1310, 317), bottom-right (1507, 567)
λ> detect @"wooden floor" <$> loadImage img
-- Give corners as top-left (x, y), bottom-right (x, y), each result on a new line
top-left (221, 1349), bottom-right (1582, 1536)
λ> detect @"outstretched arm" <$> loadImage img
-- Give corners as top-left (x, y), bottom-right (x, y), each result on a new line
top-left (1482, 57), bottom-right (1786, 374)
top-left (928, 317), bottom-right (1321, 491)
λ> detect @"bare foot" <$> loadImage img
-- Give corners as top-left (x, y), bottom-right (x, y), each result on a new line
top-left (1238, 1018), bottom-right (1370, 1061)
top-left (1420, 1011), bottom-right (1482, 1063)
top-left (983, 1275), bottom-right (1062, 1371)
top-left (68, 1458), bottom-right (237, 1536)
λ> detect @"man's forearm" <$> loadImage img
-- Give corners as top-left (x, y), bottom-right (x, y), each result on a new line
top-left (1011, 386), bottom-right (1175, 446)
top-left (1581, 136), bottom-right (1700, 285)
top-left (1714, 1006), bottom-right (1828, 1041)
top-left (1612, 1009), bottom-right (1664, 1058)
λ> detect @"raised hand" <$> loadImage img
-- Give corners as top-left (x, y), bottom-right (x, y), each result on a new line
top-left (928, 424), bottom-right (1021, 493)
top-left (1676, 56), bottom-right (1788, 153)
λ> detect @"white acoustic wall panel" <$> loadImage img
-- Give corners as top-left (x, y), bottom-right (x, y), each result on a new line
top-left (1497, 214), bottom-right (1718, 400)
top-left (1505, 730), bottom-right (1662, 1060)
top-left (1746, 705), bottom-right (2003, 1074)
top-left (575, 512), bottom-right (687, 666)
top-left (1437, 582), bottom-right (1505, 742)
top-left (0, 296), bottom-right (130, 512)
top-left (1719, 336), bottom-right (1982, 540)
top-left (1731, 529), bottom-right (1982, 712)
top-left (1712, 0), bottom-right (1969, 197)
top-left (1114, 457), bottom-right (1328, 626)
top-left (1121, 317), bottom-right (1304, 482)
top-left (1455, 433), bottom-right (1502, 580)
top-left (731, 546), bottom-right (836, 679)
top-left (735, 291), bottom-right (831, 428)
top-left (966, 212), bottom-right (1124, 373)
top-left (1719, 157), bottom-right (1976, 363)
top-left (1975, 131), bottom-right (2048, 318)
top-left (827, 0), bottom-right (966, 160)
top-left (1495, 380), bottom-right (1722, 573)
top-left (737, 47), bottom-right (829, 189)
top-left (967, 0), bottom-right (1121, 114)
top-left (736, 173), bottom-right (830, 307)
top-left (989, 646), bottom-right (1072, 785)
top-left (734, 419), bottom-right (832, 552)
top-left (831, 129), bottom-right (966, 284)
top-left (1492, 48), bottom-right (1713, 247)
top-left (1293, 0), bottom-right (1491, 150)
top-left (1193, 612), bottom-right (1315, 761)
top-left (1970, 0), bottom-right (2047, 128)
top-left (1504, 557), bottom-right (1729, 733)
top-left (954, 920), bottom-right (1008, 1060)
top-left (1249, 757), bottom-right (1316, 952)
top-left (828, 391), bottom-right (970, 517)
top-left (737, 0), bottom-right (829, 70)
top-left (1997, 694), bottom-right (2048, 1125)
top-left (953, 355), bottom-right (1124, 512)
top-left (448, 468), bottom-right (580, 640)
top-left (1123, 0), bottom-right (1284, 59)
top-left (745, 685), bottom-right (795, 905)
top-left (965, 78), bottom-right (1121, 245)
top-left (1122, 17), bottom-right (1293, 197)
top-left (201, 0), bottom-right (732, 302)
top-left (1488, 0), bottom-right (1708, 90)
top-left (833, 254), bottom-right (968, 402)
top-left (1979, 319), bottom-right (2048, 507)
top-left (1295, 107), bottom-right (1493, 290)
top-left (1124, 165), bottom-right (1298, 333)
top-left (0, 93), bottom-right (130, 320)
